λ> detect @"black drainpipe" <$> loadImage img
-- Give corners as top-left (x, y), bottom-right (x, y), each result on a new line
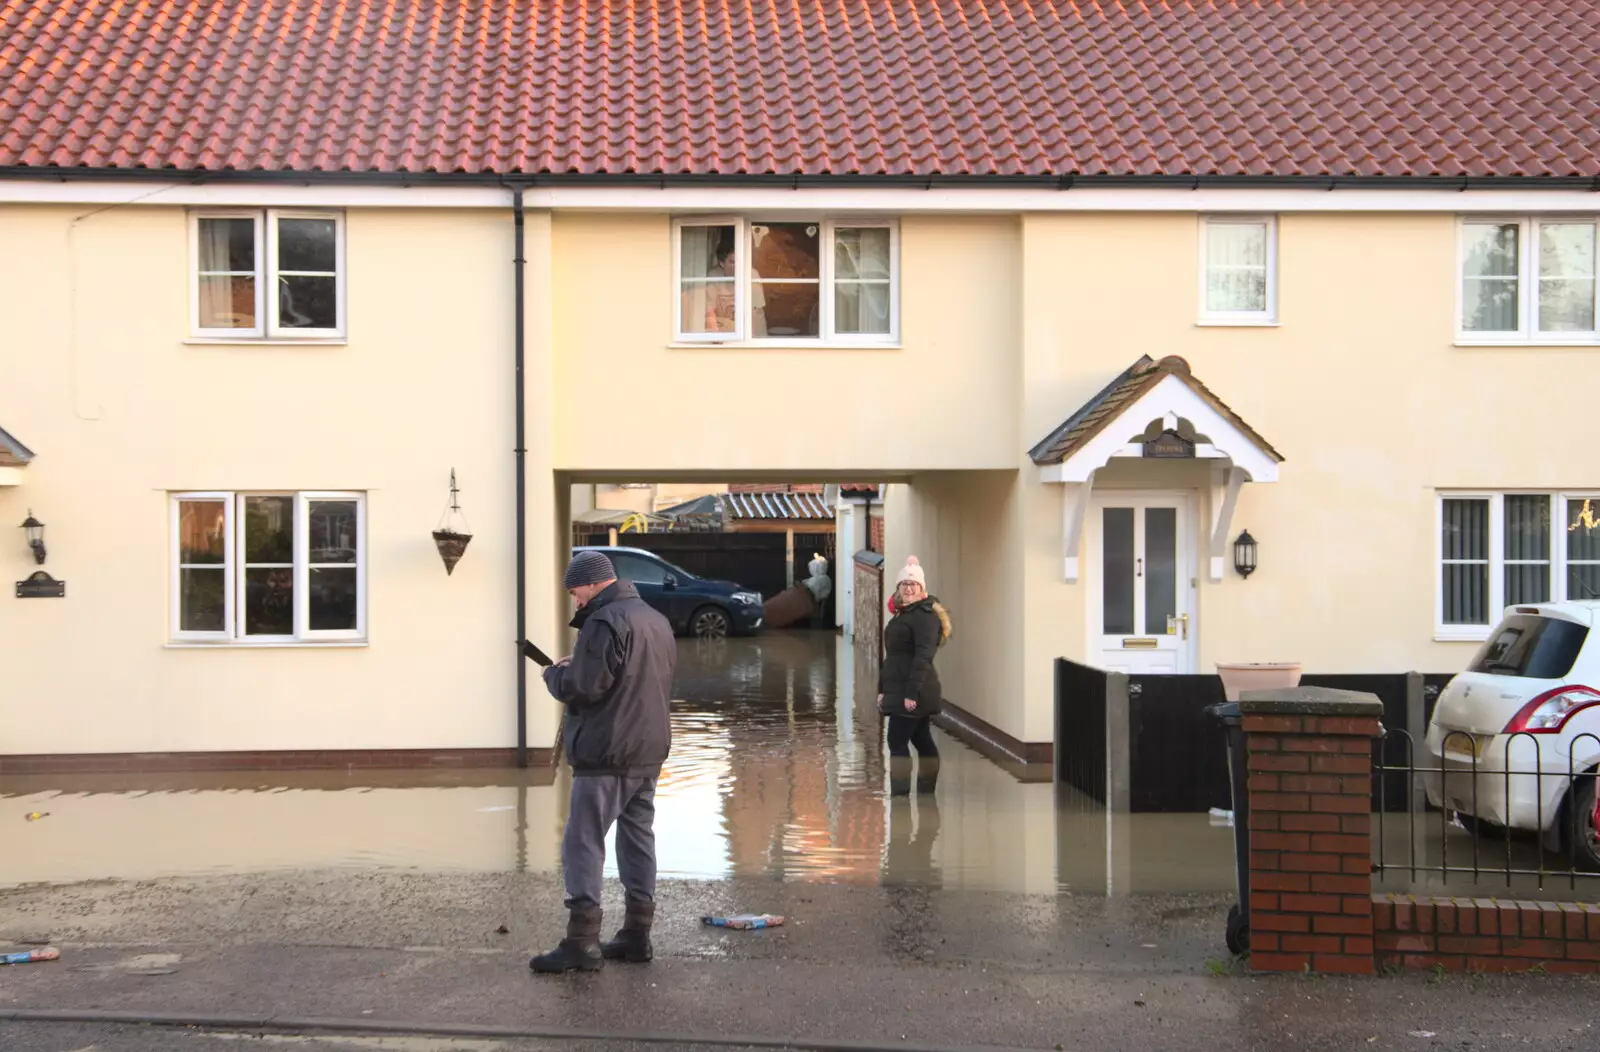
top-left (512, 185), bottom-right (528, 768)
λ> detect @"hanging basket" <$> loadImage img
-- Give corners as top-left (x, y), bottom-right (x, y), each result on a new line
top-left (432, 529), bottom-right (473, 576)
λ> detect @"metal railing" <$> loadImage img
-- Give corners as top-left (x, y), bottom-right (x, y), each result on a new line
top-left (1375, 728), bottom-right (1600, 891)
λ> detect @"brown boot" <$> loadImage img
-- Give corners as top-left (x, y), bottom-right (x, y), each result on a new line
top-left (529, 907), bottom-right (604, 974)
top-left (600, 899), bottom-right (655, 963)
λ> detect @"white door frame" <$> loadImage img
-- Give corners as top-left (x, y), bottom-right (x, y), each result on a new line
top-left (1084, 489), bottom-right (1199, 674)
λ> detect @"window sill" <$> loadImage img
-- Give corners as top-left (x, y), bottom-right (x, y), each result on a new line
top-left (668, 341), bottom-right (902, 351)
top-left (1454, 338), bottom-right (1600, 349)
top-left (184, 338), bottom-right (349, 347)
top-left (1434, 631), bottom-right (1490, 644)
top-left (1196, 319), bottom-right (1280, 328)
top-left (166, 640), bottom-right (368, 650)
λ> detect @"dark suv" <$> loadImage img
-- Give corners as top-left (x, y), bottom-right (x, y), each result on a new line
top-left (572, 546), bottom-right (764, 639)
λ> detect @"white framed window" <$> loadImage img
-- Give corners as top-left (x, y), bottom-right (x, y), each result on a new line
top-left (171, 491), bottom-right (366, 644)
top-left (1458, 217), bottom-right (1599, 343)
top-left (191, 210), bottom-right (346, 339)
top-left (1198, 216), bottom-right (1277, 325)
top-left (1437, 491), bottom-right (1600, 639)
top-left (672, 217), bottom-right (898, 345)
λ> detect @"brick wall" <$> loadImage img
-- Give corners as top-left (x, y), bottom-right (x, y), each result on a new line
top-left (1375, 896), bottom-right (1600, 975)
top-left (730, 483), bottom-right (824, 494)
top-left (1244, 708), bottom-right (1382, 975)
top-left (854, 559), bottom-right (883, 655)
top-left (1241, 695), bottom-right (1600, 976)
top-left (868, 513), bottom-right (884, 554)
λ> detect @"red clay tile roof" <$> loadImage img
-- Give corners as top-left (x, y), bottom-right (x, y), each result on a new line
top-left (3, 1), bottom-right (1598, 179)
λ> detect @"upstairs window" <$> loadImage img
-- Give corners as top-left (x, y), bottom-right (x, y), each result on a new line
top-left (673, 218), bottom-right (898, 344)
top-left (1459, 218), bottom-right (1598, 343)
top-left (191, 210), bottom-right (345, 339)
top-left (1199, 216), bottom-right (1277, 325)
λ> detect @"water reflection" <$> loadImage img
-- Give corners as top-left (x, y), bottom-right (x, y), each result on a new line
top-left (1, 633), bottom-right (1239, 895)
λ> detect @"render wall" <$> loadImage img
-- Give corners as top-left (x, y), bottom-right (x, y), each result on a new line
top-left (0, 204), bottom-right (565, 756)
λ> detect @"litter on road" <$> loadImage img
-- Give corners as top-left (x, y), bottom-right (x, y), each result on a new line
top-left (2, 947), bottom-right (60, 965)
top-left (702, 914), bottom-right (785, 930)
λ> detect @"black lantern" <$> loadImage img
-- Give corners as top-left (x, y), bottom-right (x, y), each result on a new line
top-left (1233, 528), bottom-right (1257, 579)
top-left (19, 510), bottom-right (45, 565)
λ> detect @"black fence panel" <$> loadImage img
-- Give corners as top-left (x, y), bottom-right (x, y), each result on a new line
top-left (1055, 658), bottom-right (1108, 802)
top-left (1127, 674), bottom-right (1230, 813)
top-left (1078, 666), bottom-right (1469, 815)
top-left (570, 533), bottom-right (790, 597)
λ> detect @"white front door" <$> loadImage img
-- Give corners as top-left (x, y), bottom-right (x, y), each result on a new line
top-left (1088, 493), bottom-right (1196, 674)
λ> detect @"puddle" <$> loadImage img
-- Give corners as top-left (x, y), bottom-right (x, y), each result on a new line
top-left (1, 633), bottom-right (1238, 896)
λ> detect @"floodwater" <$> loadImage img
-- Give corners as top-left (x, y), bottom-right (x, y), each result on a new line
top-left (0, 632), bottom-right (1238, 895)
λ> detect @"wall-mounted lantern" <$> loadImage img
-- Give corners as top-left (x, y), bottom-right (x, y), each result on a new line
top-left (1234, 529), bottom-right (1258, 580)
top-left (19, 510), bottom-right (45, 565)
top-left (432, 470), bottom-right (473, 575)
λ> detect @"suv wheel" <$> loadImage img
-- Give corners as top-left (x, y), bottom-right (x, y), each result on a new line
top-left (690, 606), bottom-right (731, 640)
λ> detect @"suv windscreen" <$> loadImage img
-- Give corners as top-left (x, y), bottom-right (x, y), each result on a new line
top-left (607, 553), bottom-right (666, 585)
top-left (1468, 614), bottom-right (1589, 679)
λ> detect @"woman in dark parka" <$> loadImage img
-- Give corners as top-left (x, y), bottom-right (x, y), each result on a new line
top-left (877, 556), bottom-right (953, 795)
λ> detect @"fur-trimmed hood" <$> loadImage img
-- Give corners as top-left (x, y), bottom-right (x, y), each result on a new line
top-left (889, 594), bottom-right (953, 646)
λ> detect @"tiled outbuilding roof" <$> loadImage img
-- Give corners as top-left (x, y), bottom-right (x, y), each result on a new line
top-left (725, 492), bottom-right (833, 521)
top-left (3, 0), bottom-right (1598, 180)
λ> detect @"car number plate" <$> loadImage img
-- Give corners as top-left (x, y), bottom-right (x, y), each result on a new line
top-left (1442, 732), bottom-right (1487, 759)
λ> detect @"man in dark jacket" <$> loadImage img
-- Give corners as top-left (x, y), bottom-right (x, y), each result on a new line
top-left (529, 550), bottom-right (676, 974)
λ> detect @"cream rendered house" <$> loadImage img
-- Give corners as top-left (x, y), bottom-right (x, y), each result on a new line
top-left (1, 0), bottom-right (1598, 770)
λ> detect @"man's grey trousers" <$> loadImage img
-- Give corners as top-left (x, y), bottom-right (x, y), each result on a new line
top-left (562, 773), bottom-right (658, 911)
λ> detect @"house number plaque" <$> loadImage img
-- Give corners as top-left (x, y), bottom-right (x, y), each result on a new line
top-left (1143, 430), bottom-right (1195, 458)
top-left (15, 571), bottom-right (65, 598)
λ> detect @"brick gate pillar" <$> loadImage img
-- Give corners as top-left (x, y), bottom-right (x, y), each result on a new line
top-left (1241, 686), bottom-right (1384, 975)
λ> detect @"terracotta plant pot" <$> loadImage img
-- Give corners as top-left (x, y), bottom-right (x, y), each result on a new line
top-left (1216, 661), bottom-right (1302, 702)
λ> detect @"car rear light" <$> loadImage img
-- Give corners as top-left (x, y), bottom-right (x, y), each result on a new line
top-left (1504, 685), bottom-right (1600, 734)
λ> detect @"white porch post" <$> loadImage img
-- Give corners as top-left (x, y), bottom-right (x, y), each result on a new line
top-left (1208, 465), bottom-right (1247, 581)
top-left (1059, 474), bottom-right (1094, 583)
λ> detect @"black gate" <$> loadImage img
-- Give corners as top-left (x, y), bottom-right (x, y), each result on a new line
top-left (1127, 674), bottom-right (1231, 813)
top-left (1055, 658), bottom-right (1109, 802)
top-left (571, 532), bottom-right (789, 597)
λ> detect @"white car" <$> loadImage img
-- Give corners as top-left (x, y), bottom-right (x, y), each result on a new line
top-left (1425, 602), bottom-right (1600, 870)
